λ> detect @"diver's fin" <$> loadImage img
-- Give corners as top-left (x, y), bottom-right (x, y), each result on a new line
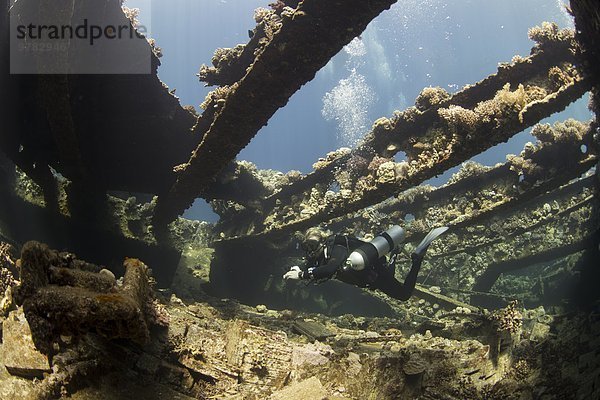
top-left (414, 227), bottom-right (449, 256)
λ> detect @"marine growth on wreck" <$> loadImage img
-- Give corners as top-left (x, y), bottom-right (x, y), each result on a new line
top-left (1, 0), bottom-right (599, 399)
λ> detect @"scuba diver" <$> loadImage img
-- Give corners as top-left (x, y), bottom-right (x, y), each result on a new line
top-left (283, 225), bottom-right (448, 301)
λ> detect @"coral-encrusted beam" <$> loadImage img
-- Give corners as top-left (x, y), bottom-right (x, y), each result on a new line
top-left (258, 30), bottom-right (578, 214)
top-left (225, 73), bottom-right (590, 242)
top-left (152, 0), bottom-right (398, 229)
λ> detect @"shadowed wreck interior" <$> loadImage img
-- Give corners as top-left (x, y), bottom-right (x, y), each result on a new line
top-left (0, 0), bottom-right (599, 398)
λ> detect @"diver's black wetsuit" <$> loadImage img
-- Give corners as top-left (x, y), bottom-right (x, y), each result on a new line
top-left (302, 235), bottom-right (424, 301)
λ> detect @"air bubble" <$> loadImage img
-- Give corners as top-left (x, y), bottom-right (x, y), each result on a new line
top-left (344, 37), bottom-right (367, 58)
top-left (322, 69), bottom-right (376, 147)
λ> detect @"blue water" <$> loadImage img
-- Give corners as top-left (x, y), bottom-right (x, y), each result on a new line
top-left (125, 0), bottom-right (591, 221)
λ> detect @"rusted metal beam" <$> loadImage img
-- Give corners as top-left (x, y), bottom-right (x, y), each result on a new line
top-left (152, 0), bottom-right (399, 229)
top-left (221, 71), bottom-right (590, 243)
top-left (258, 31), bottom-right (579, 215)
top-left (429, 177), bottom-right (596, 260)
top-left (471, 232), bottom-right (599, 297)
top-left (570, 0), bottom-right (600, 89)
top-left (2, 1), bottom-right (198, 200)
top-left (322, 118), bottom-right (596, 239)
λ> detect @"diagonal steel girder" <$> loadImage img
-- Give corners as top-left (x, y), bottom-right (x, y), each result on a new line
top-left (210, 35), bottom-right (582, 239)
top-left (152, 0), bottom-right (398, 229)
top-left (257, 34), bottom-right (578, 214)
top-left (328, 125), bottom-right (597, 244)
top-left (220, 72), bottom-right (590, 243)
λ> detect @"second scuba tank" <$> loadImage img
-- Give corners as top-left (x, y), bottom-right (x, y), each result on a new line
top-left (344, 225), bottom-right (406, 271)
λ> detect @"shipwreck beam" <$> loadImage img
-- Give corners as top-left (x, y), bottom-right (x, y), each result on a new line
top-left (322, 119), bottom-right (596, 234)
top-left (470, 232), bottom-right (599, 305)
top-left (0, 173), bottom-right (181, 287)
top-left (1, 0), bottom-right (198, 198)
top-left (428, 176), bottom-right (596, 260)
top-left (257, 28), bottom-right (579, 216)
top-left (221, 66), bottom-right (590, 243)
top-left (152, 0), bottom-right (399, 229)
top-left (570, 0), bottom-right (600, 90)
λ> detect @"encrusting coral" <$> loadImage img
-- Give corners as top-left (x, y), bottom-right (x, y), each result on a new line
top-left (415, 86), bottom-right (451, 111)
top-left (490, 300), bottom-right (523, 334)
top-left (0, 242), bottom-right (16, 296)
top-left (528, 21), bottom-right (575, 48)
top-left (13, 241), bottom-right (167, 355)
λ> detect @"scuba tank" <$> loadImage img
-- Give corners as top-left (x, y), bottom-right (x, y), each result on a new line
top-left (344, 225), bottom-right (406, 271)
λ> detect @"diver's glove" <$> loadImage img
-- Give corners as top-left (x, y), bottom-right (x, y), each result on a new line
top-left (283, 265), bottom-right (303, 280)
